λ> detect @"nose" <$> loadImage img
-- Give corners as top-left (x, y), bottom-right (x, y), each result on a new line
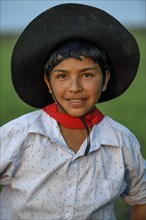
top-left (68, 77), bottom-right (83, 93)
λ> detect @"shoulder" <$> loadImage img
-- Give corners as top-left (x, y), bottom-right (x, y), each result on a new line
top-left (0, 110), bottom-right (43, 137)
top-left (102, 116), bottom-right (140, 149)
top-left (104, 116), bottom-right (132, 134)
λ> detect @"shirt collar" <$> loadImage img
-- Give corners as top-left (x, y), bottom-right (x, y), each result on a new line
top-left (28, 110), bottom-right (60, 143)
top-left (28, 111), bottom-right (120, 154)
top-left (89, 116), bottom-right (120, 153)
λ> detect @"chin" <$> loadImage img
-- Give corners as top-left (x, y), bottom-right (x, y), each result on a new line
top-left (67, 110), bottom-right (88, 118)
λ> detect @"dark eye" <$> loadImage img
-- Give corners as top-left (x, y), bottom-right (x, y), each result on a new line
top-left (82, 73), bottom-right (93, 78)
top-left (57, 74), bottom-right (67, 79)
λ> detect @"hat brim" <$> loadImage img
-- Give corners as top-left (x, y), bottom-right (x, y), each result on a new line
top-left (11, 3), bottom-right (140, 108)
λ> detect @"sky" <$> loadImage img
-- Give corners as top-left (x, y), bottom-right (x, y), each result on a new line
top-left (0, 0), bottom-right (146, 34)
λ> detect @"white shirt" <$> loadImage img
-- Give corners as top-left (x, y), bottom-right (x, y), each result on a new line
top-left (0, 110), bottom-right (146, 220)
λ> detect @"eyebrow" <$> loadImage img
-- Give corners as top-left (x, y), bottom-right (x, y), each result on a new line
top-left (51, 67), bottom-right (97, 73)
top-left (51, 69), bottom-right (67, 73)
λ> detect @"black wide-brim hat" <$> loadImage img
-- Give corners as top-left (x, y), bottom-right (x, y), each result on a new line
top-left (11, 3), bottom-right (140, 108)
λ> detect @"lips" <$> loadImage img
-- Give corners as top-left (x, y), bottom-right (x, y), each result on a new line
top-left (65, 98), bottom-right (87, 106)
top-left (70, 99), bottom-right (84, 102)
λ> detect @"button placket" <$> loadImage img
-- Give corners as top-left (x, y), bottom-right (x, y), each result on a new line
top-left (63, 160), bottom-right (79, 219)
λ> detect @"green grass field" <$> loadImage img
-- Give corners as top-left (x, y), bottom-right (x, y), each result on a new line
top-left (0, 29), bottom-right (145, 220)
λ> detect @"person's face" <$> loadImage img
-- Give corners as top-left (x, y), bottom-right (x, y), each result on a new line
top-left (44, 56), bottom-right (110, 117)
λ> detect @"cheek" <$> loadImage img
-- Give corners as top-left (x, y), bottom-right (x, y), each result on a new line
top-left (89, 82), bottom-right (103, 102)
top-left (50, 81), bottom-right (65, 97)
top-left (89, 80), bottom-right (103, 94)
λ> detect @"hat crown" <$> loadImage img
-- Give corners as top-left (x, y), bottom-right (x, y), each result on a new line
top-left (11, 3), bottom-right (140, 108)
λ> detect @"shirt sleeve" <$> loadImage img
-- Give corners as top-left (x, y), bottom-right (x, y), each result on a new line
top-left (0, 118), bottom-right (28, 185)
top-left (121, 132), bottom-right (146, 206)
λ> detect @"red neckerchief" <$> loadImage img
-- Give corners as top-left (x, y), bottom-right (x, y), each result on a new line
top-left (43, 103), bottom-right (104, 129)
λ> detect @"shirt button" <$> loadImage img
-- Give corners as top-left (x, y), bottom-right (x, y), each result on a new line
top-left (65, 212), bottom-right (71, 218)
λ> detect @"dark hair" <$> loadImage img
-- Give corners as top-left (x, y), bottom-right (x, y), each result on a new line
top-left (45, 40), bottom-right (112, 82)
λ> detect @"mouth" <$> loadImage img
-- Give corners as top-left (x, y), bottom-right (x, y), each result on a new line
top-left (66, 98), bottom-right (87, 106)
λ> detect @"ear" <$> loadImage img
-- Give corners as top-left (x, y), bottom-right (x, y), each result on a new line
top-left (102, 71), bottom-right (111, 92)
top-left (44, 74), bottom-right (52, 94)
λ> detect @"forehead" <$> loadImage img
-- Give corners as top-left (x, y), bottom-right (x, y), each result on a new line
top-left (51, 56), bottom-right (101, 72)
